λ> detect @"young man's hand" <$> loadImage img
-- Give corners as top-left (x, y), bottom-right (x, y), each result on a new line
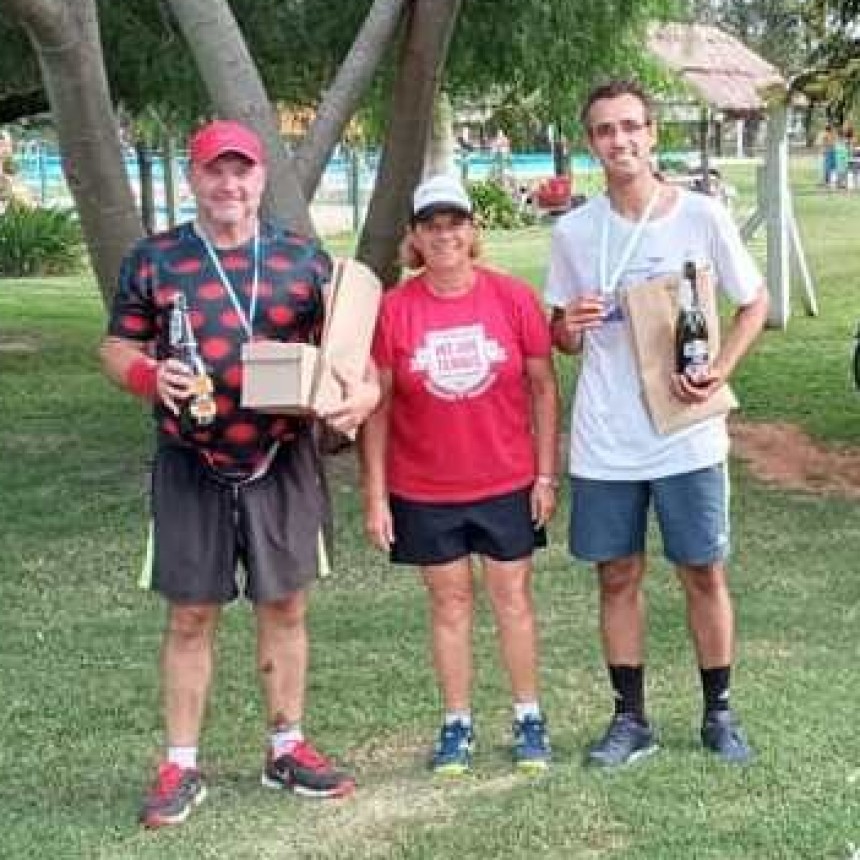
top-left (670, 365), bottom-right (726, 404)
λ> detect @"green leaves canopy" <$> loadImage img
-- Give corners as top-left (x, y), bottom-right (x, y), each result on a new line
top-left (2, 0), bottom-right (678, 132)
top-left (449, 0), bottom-right (678, 124)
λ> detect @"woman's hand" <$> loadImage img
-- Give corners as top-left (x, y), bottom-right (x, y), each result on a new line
top-left (530, 479), bottom-right (558, 529)
top-left (364, 495), bottom-right (394, 552)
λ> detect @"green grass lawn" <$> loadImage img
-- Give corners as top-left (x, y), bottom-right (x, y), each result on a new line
top-left (1, 160), bottom-right (859, 859)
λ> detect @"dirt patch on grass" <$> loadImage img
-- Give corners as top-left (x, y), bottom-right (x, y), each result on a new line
top-left (250, 764), bottom-right (527, 860)
top-left (730, 419), bottom-right (860, 500)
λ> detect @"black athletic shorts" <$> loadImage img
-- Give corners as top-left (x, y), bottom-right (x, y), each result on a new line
top-left (144, 433), bottom-right (328, 604)
top-left (389, 486), bottom-right (546, 566)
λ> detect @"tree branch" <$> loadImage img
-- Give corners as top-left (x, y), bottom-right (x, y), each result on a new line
top-left (165, 0), bottom-right (315, 236)
top-left (294, 0), bottom-right (407, 199)
top-left (356, 0), bottom-right (463, 284)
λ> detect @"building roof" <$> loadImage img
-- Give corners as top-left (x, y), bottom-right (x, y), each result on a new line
top-left (647, 23), bottom-right (786, 115)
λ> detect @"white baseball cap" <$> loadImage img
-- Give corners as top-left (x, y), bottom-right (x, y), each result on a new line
top-left (412, 174), bottom-right (473, 221)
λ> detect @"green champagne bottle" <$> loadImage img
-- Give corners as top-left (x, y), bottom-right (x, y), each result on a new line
top-left (675, 260), bottom-right (709, 382)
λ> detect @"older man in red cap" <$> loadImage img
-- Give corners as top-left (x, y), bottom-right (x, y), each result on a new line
top-left (101, 119), bottom-right (378, 826)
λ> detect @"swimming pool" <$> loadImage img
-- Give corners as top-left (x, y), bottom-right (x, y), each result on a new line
top-left (10, 144), bottom-right (692, 228)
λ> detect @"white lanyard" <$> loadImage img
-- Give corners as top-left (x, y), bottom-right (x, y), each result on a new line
top-left (197, 224), bottom-right (260, 340)
top-left (599, 188), bottom-right (660, 297)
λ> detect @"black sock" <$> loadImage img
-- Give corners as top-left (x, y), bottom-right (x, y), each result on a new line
top-left (700, 665), bottom-right (731, 714)
top-left (608, 664), bottom-right (645, 721)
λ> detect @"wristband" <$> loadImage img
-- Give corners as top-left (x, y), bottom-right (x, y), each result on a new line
top-left (536, 474), bottom-right (559, 489)
top-left (126, 356), bottom-right (158, 400)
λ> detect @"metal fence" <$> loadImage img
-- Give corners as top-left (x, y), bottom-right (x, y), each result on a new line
top-left (10, 141), bottom-right (648, 235)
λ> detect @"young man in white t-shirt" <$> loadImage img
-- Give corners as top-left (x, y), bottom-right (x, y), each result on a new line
top-left (546, 80), bottom-right (769, 767)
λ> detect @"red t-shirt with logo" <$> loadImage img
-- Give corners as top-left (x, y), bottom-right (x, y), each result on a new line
top-left (372, 266), bottom-right (551, 503)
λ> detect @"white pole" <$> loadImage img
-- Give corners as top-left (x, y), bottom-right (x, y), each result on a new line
top-left (764, 103), bottom-right (791, 329)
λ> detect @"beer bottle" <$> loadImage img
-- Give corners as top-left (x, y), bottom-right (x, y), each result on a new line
top-left (675, 260), bottom-right (709, 383)
top-left (169, 294), bottom-right (216, 433)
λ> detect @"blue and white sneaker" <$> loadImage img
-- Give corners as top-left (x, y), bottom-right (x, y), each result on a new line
top-left (513, 714), bottom-right (551, 773)
top-left (430, 720), bottom-right (474, 776)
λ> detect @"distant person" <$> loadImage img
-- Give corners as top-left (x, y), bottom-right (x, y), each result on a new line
top-left (841, 127), bottom-right (856, 188)
top-left (491, 128), bottom-right (511, 158)
top-left (821, 124), bottom-right (836, 186)
top-left (0, 129), bottom-right (12, 167)
top-left (834, 129), bottom-right (850, 189)
top-left (0, 129), bottom-right (34, 210)
top-left (546, 80), bottom-right (768, 769)
top-left (100, 120), bottom-right (379, 827)
top-left (360, 174), bottom-right (559, 777)
top-left (456, 127), bottom-right (475, 153)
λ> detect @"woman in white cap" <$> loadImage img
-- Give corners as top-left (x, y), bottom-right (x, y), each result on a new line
top-left (359, 174), bottom-right (559, 776)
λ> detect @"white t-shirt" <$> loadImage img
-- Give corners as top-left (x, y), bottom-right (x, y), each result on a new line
top-left (545, 188), bottom-right (761, 480)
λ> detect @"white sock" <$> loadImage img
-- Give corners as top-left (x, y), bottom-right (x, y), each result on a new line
top-left (167, 745), bottom-right (197, 770)
top-left (444, 711), bottom-right (472, 728)
top-left (514, 701), bottom-right (541, 722)
top-left (271, 724), bottom-right (303, 757)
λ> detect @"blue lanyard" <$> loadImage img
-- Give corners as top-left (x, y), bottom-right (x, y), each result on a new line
top-left (197, 223), bottom-right (260, 340)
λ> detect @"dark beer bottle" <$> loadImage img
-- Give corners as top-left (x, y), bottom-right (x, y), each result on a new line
top-left (169, 294), bottom-right (216, 433)
top-left (675, 260), bottom-right (709, 382)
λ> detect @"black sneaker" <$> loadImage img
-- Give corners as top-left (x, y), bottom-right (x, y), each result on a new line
top-left (586, 713), bottom-right (659, 769)
top-left (701, 710), bottom-right (754, 764)
top-left (262, 740), bottom-right (356, 798)
top-left (140, 762), bottom-right (206, 828)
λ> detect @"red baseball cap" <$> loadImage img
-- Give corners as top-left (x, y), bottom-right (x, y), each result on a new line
top-left (188, 120), bottom-right (265, 166)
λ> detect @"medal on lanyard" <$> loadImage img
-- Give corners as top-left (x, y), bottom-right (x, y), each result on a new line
top-left (598, 188), bottom-right (659, 321)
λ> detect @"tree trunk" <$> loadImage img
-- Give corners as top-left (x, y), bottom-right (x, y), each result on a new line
top-left (163, 135), bottom-right (178, 228)
top-left (294, 0), bottom-right (407, 199)
top-left (803, 102), bottom-right (816, 149)
top-left (356, 0), bottom-right (463, 285)
top-left (0, 0), bottom-right (142, 308)
top-left (552, 136), bottom-right (570, 177)
top-left (165, 0), bottom-right (314, 236)
top-left (424, 90), bottom-right (456, 178)
top-left (135, 139), bottom-right (156, 235)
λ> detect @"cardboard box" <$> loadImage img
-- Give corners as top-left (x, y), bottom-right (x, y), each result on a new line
top-left (240, 257), bottom-right (381, 415)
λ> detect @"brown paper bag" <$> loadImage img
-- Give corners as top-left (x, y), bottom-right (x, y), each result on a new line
top-left (622, 269), bottom-right (737, 435)
top-left (312, 257), bottom-right (381, 413)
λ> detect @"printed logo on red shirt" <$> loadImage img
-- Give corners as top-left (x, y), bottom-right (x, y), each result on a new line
top-left (411, 324), bottom-right (507, 399)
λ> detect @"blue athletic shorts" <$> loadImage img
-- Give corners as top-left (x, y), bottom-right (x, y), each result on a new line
top-left (568, 463), bottom-right (730, 566)
top-left (389, 487), bottom-right (547, 566)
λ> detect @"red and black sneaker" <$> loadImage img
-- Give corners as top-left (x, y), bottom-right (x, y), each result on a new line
top-left (261, 740), bottom-right (355, 799)
top-left (139, 761), bottom-right (206, 828)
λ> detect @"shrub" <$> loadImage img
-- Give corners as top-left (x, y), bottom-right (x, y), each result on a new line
top-left (468, 179), bottom-right (535, 230)
top-left (0, 203), bottom-right (85, 277)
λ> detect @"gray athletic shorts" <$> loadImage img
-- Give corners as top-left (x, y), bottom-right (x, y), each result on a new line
top-left (569, 463), bottom-right (730, 566)
top-left (144, 433), bottom-right (329, 604)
